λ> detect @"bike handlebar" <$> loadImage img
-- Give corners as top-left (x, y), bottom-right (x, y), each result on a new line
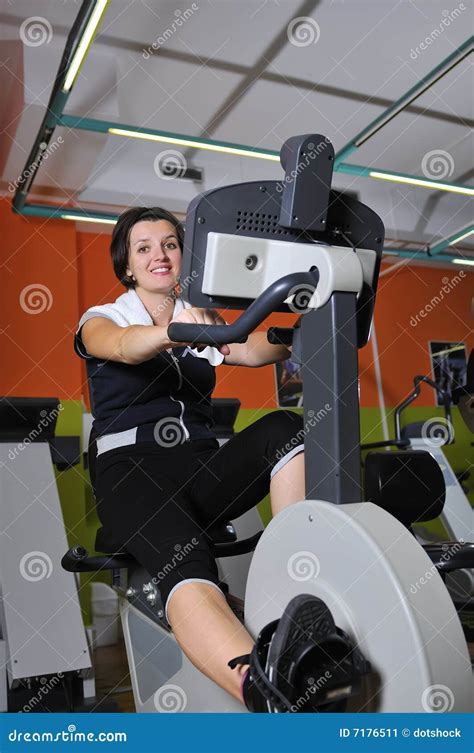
top-left (167, 270), bottom-right (319, 346)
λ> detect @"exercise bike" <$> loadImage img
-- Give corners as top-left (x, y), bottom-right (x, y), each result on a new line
top-left (397, 370), bottom-right (473, 606)
top-left (63, 134), bottom-right (473, 713)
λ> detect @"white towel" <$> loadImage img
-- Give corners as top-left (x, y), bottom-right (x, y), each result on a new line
top-left (77, 288), bottom-right (225, 366)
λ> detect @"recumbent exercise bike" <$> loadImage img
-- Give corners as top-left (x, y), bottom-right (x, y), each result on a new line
top-left (63, 134), bottom-right (473, 713)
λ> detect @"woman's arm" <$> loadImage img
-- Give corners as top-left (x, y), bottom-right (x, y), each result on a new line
top-left (81, 307), bottom-right (230, 365)
top-left (81, 317), bottom-right (174, 365)
top-left (224, 331), bottom-right (291, 367)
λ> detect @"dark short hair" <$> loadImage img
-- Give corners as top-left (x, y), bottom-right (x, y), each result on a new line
top-left (111, 206), bottom-right (184, 289)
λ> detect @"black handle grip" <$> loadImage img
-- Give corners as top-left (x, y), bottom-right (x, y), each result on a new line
top-left (267, 327), bottom-right (294, 346)
top-left (167, 270), bottom-right (319, 346)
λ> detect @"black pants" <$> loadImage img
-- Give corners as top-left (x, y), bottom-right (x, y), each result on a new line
top-left (94, 411), bottom-right (304, 612)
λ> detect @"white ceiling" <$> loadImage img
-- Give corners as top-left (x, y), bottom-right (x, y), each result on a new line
top-left (0, 0), bottom-right (472, 258)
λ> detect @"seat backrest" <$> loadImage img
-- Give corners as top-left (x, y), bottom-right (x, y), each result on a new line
top-left (364, 450), bottom-right (445, 528)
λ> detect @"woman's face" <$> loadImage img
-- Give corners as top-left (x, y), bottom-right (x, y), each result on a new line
top-left (126, 219), bottom-right (182, 293)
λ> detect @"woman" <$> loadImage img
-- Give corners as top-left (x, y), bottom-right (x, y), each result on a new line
top-left (75, 206), bottom-right (309, 711)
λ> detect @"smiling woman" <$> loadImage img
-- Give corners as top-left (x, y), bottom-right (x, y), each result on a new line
top-left (110, 206), bottom-right (183, 293)
top-left (73, 204), bottom-right (303, 710)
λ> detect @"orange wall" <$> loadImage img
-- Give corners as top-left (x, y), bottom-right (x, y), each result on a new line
top-left (373, 264), bottom-right (473, 406)
top-left (1, 197), bottom-right (472, 408)
top-left (0, 199), bottom-right (82, 399)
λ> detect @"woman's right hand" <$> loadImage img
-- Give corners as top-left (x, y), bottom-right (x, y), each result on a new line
top-left (168, 307), bottom-right (230, 356)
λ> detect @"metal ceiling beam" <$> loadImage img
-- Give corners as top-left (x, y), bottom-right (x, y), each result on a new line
top-left (57, 114), bottom-right (473, 195)
top-left (334, 37), bottom-right (473, 167)
top-left (19, 204), bottom-right (117, 223)
top-left (383, 249), bottom-right (472, 264)
top-left (428, 224), bottom-right (474, 256)
top-left (11, 0), bottom-right (101, 214)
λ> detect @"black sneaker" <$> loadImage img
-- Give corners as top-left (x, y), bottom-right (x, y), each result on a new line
top-left (266, 594), bottom-right (370, 712)
top-left (229, 594), bottom-right (370, 713)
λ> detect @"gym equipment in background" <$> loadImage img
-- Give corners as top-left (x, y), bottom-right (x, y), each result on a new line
top-left (63, 134), bottom-right (473, 713)
top-left (0, 398), bottom-right (95, 712)
top-left (394, 371), bottom-right (473, 607)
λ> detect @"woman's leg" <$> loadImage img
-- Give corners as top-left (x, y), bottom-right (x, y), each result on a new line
top-left (190, 410), bottom-right (305, 529)
top-left (95, 414), bottom-right (306, 706)
top-left (270, 451), bottom-right (305, 516)
top-left (166, 582), bottom-right (253, 703)
top-left (166, 452), bottom-right (306, 705)
top-left (165, 413), bottom-right (306, 705)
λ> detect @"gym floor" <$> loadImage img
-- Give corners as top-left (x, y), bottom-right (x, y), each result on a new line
top-left (93, 640), bottom-right (134, 714)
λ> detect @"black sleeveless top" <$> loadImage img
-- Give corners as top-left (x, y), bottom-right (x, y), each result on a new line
top-left (74, 290), bottom-right (222, 443)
